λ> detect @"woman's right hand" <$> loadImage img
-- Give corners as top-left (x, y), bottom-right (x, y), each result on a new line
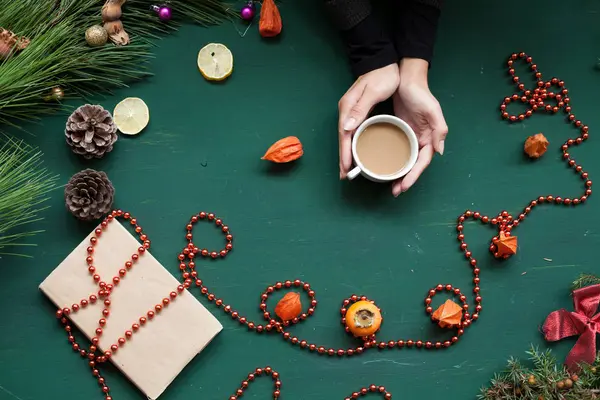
top-left (337, 64), bottom-right (400, 179)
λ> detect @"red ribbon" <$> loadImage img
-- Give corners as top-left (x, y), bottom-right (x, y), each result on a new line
top-left (543, 284), bottom-right (600, 371)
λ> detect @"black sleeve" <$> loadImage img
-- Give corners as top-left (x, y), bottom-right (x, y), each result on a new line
top-left (393, 1), bottom-right (441, 64)
top-left (324, 0), bottom-right (398, 78)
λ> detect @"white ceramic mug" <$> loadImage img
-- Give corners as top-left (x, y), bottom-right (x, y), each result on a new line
top-left (347, 114), bottom-right (419, 182)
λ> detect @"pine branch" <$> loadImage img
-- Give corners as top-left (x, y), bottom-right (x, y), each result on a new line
top-left (0, 0), bottom-right (237, 132)
top-left (0, 136), bottom-right (59, 257)
top-left (479, 346), bottom-right (600, 400)
top-left (572, 274), bottom-right (600, 290)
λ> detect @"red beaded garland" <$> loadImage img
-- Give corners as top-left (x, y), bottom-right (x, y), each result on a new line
top-left (54, 52), bottom-right (591, 400)
top-left (493, 52), bottom-right (591, 258)
top-left (54, 210), bottom-right (234, 400)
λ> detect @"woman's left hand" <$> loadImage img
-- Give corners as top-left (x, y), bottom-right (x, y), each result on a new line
top-left (392, 58), bottom-right (448, 196)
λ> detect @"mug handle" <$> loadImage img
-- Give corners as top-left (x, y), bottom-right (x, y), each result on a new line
top-left (347, 166), bottom-right (361, 180)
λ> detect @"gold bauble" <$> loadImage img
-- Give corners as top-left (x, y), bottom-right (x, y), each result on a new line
top-left (51, 86), bottom-right (64, 101)
top-left (85, 25), bottom-right (108, 47)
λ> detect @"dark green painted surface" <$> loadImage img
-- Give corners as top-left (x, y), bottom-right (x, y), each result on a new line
top-left (2, 0), bottom-right (600, 399)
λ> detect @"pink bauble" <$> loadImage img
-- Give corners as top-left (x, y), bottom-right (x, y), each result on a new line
top-left (158, 6), bottom-right (172, 21)
top-left (240, 5), bottom-right (255, 21)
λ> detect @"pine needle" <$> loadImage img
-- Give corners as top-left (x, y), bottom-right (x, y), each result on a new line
top-left (0, 136), bottom-right (59, 257)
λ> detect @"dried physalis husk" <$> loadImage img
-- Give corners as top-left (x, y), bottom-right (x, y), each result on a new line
top-left (261, 136), bottom-right (303, 163)
top-left (493, 231), bottom-right (518, 258)
top-left (275, 292), bottom-right (302, 322)
top-left (259, 0), bottom-right (282, 38)
top-left (0, 28), bottom-right (30, 59)
top-left (524, 133), bottom-right (549, 158)
top-left (345, 300), bottom-right (382, 337)
top-left (432, 299), bottom-right (462, 329)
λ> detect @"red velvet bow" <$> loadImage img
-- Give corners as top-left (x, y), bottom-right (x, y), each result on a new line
top-left (542, 284), bottom-right (600, 371)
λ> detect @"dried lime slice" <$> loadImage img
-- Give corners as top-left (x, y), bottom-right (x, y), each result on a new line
top-left (113, 97), bottom-right (149, 135)
top-left (197, 43), bottom-right (233, 81)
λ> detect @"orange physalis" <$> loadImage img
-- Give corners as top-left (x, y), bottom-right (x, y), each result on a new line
top-left (275, 292), bottom-right (302, 321)
top-left (261, 136), bottom-right (303, 163)
top-left (493, 231), bottom-right (518, 257)
top-left (524, 133), bottom-right (549, 158)
top-left (259, 0), bottom-right (282, 38)
top-left (432, 299), bottom-right (463, 329)
top-left (344, 300), bottom-right (383, 337)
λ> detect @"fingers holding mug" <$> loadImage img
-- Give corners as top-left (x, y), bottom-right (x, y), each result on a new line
top-left (392, 143), bottom-right (434, 196)
top-left (337, 83), bottom-right (365, 179)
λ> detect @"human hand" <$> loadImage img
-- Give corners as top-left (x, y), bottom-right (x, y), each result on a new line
top-left (391, 58), bottom-right (447, 196)
top-left (338, 64), bottom-right (400, 179)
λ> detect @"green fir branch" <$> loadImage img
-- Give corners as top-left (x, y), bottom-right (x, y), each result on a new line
top-left (0, 136), bottom-right (59, 258)
top-left (0, 0), bottom-right (236, 132)
top-left (478, 345), bottom-right (600, 400)
top-left (572, 274), bottom-right (600, 290)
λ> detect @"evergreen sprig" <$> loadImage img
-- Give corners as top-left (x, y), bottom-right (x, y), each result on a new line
top-left (478, 346), bottom-right (600, 400)
top-left (0, 137), bottom-right (59, 258)
top-left (0, 0), bottom-right (236, 131)
top-left (572, 274), bottom-right (600, 290)
top-left (479, 275), bottom-right (600, 399)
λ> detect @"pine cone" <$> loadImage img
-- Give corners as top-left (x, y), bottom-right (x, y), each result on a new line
top-left (65, 169), bottom-right (115, 221)
top-left (65, 104), bottom-right (117, 159)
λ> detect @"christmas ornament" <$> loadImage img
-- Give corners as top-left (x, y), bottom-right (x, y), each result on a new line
top-left (85, 25), bottom-right (108, 47)
top-left (47, 86), bottom-right (65, 101)
top-left (112, 97), bottom-right (150, 135)
top-left (0, 27), bottom-right (30, 59)
top-left (151, 5), bottom-right (172, 21)
top-left (64, 169), bottom-right (115, 220)
top-left (240, 1), bottom-right (255, 21)
top-left (102, 0), bottom-right (129, 45)
top-left (197, 43), bottom-right (233, 81)
top-left (491, 231), bottom-right (518, 258)
top-left (65, 104), bottom-right (118, 159)
top-left (543, 283), bottom-right (600, 372)
top-left (261, 136), bottom-right (303, 163)
top-left (344, 300), bottom-right (382, 337)
top-left (259, 0), bottom-right (282, 38)
top-left (275, 292), bottom-right (302, 322)
top-left (431, 299), bottom-right (463, 328)
top-left (524, 133), bottom-right (549, 158)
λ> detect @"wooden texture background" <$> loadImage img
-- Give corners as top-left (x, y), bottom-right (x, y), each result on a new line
top-left (1, 0), bottom-right (600, 398)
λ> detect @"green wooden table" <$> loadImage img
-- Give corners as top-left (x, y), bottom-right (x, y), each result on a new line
top-left (2, 0), bottom-right (600, 398)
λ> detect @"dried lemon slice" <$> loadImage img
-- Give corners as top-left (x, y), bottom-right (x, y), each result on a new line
top-left (113, 97), bottom-right (149, 135)
top-left (197, 43), bottom-right (233, 81)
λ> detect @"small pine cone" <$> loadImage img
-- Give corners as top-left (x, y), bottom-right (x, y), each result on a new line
top-left (65, 104), bottom-right (117, 159)
top-left (65, 169), bottom-right (115, 221)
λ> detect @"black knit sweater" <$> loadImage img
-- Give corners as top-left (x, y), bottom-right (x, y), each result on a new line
top-left (324, 0), bottom-right (443, 77)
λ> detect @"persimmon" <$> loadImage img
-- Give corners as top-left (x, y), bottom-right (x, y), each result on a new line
top-left (345, 300), bottom-right (382, 337)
